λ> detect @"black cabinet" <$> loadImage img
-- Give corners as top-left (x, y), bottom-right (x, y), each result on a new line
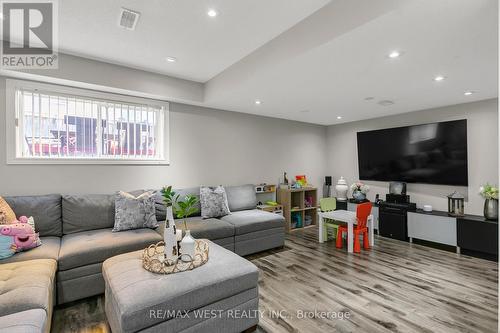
top-left (379, 209), bottom-right (408, 241)
top-left (335, 199), bottom-right (347, 211)
top-left (457, 215), bottom-right (498, 255)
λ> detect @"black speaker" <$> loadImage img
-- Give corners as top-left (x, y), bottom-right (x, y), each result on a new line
top-left (325, 176), bottom-right (332, 186)
top-left (386, 194), bottom-right (410, 204)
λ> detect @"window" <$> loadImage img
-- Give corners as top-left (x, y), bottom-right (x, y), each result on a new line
top-left (6, 79), bottom-right (169, 164)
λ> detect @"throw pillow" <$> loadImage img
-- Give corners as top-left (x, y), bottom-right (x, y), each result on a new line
top-left (0, 235), bottom-right (16, 259)
top-left (0, 196), bottom-right (17, 224)
top-left (113, 191), bottom-right (159, 232)
top-left (200, 186), bottom-right (231, 219)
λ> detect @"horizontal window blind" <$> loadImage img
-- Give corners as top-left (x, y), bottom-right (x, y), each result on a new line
top-left (16, 88), bottom-right (165, 160)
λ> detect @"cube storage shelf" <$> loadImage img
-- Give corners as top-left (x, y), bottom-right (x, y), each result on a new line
top-left (277, 187), bottom-right (318, 232)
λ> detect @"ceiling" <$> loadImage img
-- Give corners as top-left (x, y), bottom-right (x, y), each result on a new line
top-left (59, 0), bottom-right (330, 82)
top-left (58, 0), bottom-right (497, 125)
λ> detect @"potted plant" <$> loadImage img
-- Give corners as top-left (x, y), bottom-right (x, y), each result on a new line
top-left (161, 186), bottom-right (179, 262)
top-left (175, 194), bottom-right (199, 259)
top-left (350, 182), bottom-right (370, 202)
top-left (480, 184), bottom-right (498, 220)
top-left (162, 186), bottom-right (179, 208)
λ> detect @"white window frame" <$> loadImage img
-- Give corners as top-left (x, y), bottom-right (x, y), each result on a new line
top-left (5, 79), bottom-right (170, 165)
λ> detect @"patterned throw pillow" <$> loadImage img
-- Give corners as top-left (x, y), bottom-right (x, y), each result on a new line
top-left (113, 191), bottom-right (159, 232)
top-left (0, 235), bottom-right (16, 259)
top-left (0, 196), bottom-right (17, 224)
top-left (200, 186), bottom-right (231, 219)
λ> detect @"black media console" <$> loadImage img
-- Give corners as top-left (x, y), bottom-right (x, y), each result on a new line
top-left (457, 215), bottom-right (498, 256)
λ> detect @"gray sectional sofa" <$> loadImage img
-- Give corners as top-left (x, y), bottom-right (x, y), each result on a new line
top-left (0, 184), bottom-right (285, 333)
top-left (159, 185), bottom-right (285, 256)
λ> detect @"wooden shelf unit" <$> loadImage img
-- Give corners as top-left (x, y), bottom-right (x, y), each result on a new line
top-left (277, 187), bottom-right (318, 232)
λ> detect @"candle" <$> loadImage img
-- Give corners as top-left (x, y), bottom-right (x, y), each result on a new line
top-left (176, 229), bottom-right (183, 241)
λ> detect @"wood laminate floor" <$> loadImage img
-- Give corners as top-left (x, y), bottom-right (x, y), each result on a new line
top-left (52, 227), bottom-right (498, 333)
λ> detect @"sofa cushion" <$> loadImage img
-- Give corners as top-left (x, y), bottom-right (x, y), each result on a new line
top-left (62, 194), bottom-right (115, 234)
top-left (155, 187), bottom-right (201, 221)
top-left (175, 217), bottom-right (234, 239)
top-left (156, 217), bottom-right (235, 240)
top-left (220, 209), bottom-right (285, 234)
top-left (0, 309), bottom-right (47, 333)
top-left (225, 185), bottom-right (257, 212)
top-left (4, 195), bottom-right (62, 237)
top-left (154, 191), bottom-right (167, 221)
top-left (58, 228), bottom-right (162, 271)
top-left (0, 259), bottom-right (56, 317)
top-left (102, 241), bottom-right (258, 333)
top-left (0, 237), bottom-right (60, 264)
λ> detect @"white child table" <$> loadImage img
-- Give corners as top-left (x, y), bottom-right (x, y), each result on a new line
top-left (318, 210), bottom-right (374, 253)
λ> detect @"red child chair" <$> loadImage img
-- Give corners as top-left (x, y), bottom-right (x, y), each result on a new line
top-left (336, 202), bottom-right (372, 252)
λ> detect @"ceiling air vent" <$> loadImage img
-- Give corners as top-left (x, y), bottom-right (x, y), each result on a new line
top-left (118, 8), bottom-right (140, 30)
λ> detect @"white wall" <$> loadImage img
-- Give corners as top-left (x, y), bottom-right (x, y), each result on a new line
top-left (326, 99), bottom-right (498, 215)
top-left (0, 77), bottom-right (327, 195)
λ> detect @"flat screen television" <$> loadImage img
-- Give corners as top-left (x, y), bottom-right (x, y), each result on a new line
top-left (357, 119), bottom-right (468, 186)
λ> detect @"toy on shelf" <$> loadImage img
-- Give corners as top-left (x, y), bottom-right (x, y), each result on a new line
top-left (296, 175), bottom-right (307, 187)
top-left (291, 212), bottom-right (303, 229)
top-left (255, 184), bottom-right (277, 194)
top-left (305, 196), bottom-right (313, 208)
top-left (304, 215), bottom-right (312, 226)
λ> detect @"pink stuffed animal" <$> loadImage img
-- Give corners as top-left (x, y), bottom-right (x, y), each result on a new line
top-left (0, 216), bottom-right (40, 251)
top-left (18, 216), bottom-right (29, 224)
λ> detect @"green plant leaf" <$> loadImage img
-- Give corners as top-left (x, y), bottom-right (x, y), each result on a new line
top-left (174, 194), bottom-right (199, 219)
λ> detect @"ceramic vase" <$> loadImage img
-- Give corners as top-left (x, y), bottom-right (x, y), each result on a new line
top-left (180, 230), bottom-right (196, 260)
top-left (484, 199), bottom-right (498, 221)
top-left (163, 206), bottom-right (178, 262)
top-left (335, 177), bottom-right (348, 201)
top-left (352, 190), bottom-right (366, 202)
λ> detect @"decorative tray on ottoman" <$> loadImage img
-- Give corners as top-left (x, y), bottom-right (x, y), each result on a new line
top-left (142, 239), bottom-right (209, 274)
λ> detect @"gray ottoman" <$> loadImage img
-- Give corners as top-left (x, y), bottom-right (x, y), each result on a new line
top-left (103, 240), bottom-right (259, 333)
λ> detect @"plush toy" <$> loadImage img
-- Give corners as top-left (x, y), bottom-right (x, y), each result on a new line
top-left (0, 216), bottom-right (41, 252)
top-left (18, 216), bottom-right (29, 224)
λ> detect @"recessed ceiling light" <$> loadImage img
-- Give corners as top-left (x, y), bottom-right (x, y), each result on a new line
top-left (337, 116), bottom-right (342, 120)
top-left (255, 100), bottom-right (262, 105)
top-left (378, 100), bottom-right (395, 106)
top-left (388, 51), bottom-right (400, 58)
top-left (434, 75), bottom-right (446, 82)
top-left (464, 91), bottom-right (475, 96)
top-left (207, 9), bottom-right (218, 17)
top-left (166, 57), bottom-right (177, 63)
